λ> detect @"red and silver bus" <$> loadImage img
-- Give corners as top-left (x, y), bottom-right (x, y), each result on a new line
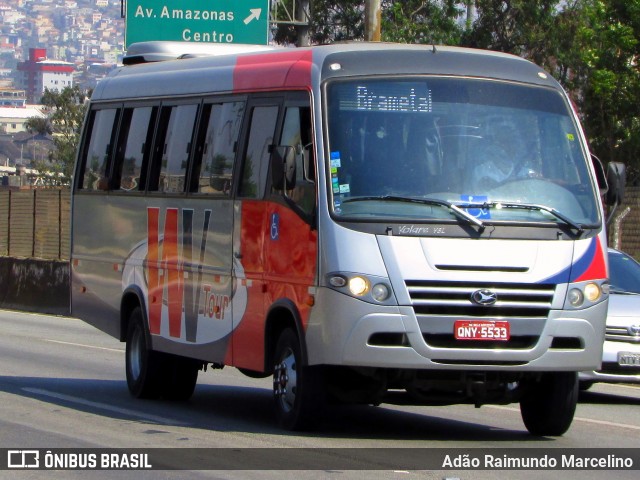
top-left (71, 41), bottom-right (623, 435)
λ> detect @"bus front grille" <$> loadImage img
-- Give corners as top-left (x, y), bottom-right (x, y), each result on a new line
top-left (405, 280), bottom-right (554, 318)
top-left (406, 280), bottom-right (555, 350)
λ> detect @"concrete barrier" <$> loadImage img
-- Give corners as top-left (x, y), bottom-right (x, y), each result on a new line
top-left (0, 257), bottom-right (70, 316)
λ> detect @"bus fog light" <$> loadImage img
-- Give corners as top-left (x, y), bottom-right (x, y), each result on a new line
top-left (349, 276), bottom-right (369, 296)
top-left (584, 282), bottom-right (601, 302)
top-left (372, 283), bottom-right (390, 302)
top-left (568, 288), bottom-right (584, 307)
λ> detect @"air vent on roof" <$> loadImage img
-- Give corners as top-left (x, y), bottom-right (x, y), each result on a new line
top-left (122, 41), bottom-right (276, 65)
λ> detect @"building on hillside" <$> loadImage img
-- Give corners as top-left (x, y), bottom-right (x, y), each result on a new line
top-left (0, 88), bottom-right (26, 107)
top-left (16, 48), bottom-right (75, 103)
top-left (0, 104), bottom-right (44, 134)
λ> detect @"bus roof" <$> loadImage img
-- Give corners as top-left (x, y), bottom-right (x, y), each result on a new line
top-left (92, 43), bottom-right (561, 102)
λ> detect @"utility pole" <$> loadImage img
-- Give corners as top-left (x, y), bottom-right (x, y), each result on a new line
top-left (296, 0), bottom-right (310, 47)
top-left (271, 0), bottom-right (311, 47)
top-left (466, 1), bottom-right (474, 31)
top-left (365, 0), bottom-right (382, 41)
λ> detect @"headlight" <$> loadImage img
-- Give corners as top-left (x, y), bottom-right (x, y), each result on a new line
top-left (568, 288), bottom-right (584, 307)
top-left (326, 272), bottom-right (396, 305)
top-left (348, 276), bottom-right (369, 296)
top-left (372, 283), bottom-right (391, 302)
top-left (565, 280), bottom-right (606, 309)
top-left (584, 282), bottom-right (601, 302)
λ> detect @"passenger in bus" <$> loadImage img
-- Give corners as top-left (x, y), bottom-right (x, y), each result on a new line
top-left (356, 114), bottom-right (403, 195)
top-left (403, 117), bottom-right (443, 195)
top-left (469, 118), bottom-right (539, 191)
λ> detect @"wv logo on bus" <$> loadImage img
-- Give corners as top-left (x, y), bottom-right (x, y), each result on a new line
top-left (146, 207), bottom-right (230, 342)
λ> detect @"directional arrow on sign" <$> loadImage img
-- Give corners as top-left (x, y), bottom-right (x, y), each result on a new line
top-left (244, 8), bottom-right (262, 25)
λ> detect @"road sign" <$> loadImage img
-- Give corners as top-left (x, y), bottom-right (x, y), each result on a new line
top-left (125, 1), bottom-right (269, 48)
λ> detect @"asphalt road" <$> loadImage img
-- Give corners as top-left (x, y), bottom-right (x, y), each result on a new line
top-left (0, 310), bottom-right (638, 480)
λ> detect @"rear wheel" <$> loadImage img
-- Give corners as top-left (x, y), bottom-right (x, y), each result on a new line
top-left (272, 328), bottom-right (324, 430)
top-left (578, 381), bottom-right (594, 391)
top-left (162, 355), bottom-right (199, 401)
top-left (125, 307), bottom-right (164, 399)
top-left (520, 372), bottom-right (578, 436)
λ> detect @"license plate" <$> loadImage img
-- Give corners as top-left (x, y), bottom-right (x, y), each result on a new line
top-left (618, 352), bottom-right (640, 366)
top-left (454, 320), bottom-right (510, 341)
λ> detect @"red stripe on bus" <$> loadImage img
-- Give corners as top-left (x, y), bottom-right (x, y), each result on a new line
top-left (574, 236), bottom-right (607, 282)
top-left (233, 50), bottom-right (313, 92)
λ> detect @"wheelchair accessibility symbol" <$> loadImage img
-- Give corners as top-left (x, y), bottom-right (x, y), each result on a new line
top-left (461, 195), bottom-right (490, 219)
top-left (270, 213), bottom-right (280, 241)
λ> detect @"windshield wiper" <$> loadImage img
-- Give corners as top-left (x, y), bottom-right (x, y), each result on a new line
top-left (342, 195), bottom-right (485, 229)
top-left (459, 200), bottom-right (584, 235)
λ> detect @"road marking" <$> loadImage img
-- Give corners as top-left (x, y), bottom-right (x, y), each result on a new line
top-left (485, 404), bottom-right (640, 431)
top-left (44, 339), bottom-right (123, 353)
top-left (23, 388), bottom-right (187, 426)
top-left (602, 383), bottom-right (640, 391)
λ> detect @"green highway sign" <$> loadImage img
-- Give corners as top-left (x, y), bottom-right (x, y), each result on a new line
top-left (125, 1), bottom-right (269, 48)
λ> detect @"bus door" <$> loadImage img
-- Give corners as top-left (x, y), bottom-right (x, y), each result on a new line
top-left (231, 93), bottom-right (317, 372)
top-left (231, 97), bottom-right (282, 369)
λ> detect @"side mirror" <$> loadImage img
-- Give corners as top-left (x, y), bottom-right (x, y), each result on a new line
top-left (300, 143), bottom-right (315, 183)
top-left (591, 154), bottom-right (608, 197)
top-left (605, 162), bottom-right (625, 207)
top-left (271, 145), bottom-right (297, 191)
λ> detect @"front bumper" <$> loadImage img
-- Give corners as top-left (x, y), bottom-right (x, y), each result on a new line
top-left (306, 288), bottom-right (607, 371)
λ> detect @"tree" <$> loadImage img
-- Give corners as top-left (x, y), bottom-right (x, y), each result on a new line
top-left (381, 0), bottom-right (465, 45)
top-left (28, 85), bottom-right (90, 185)
top-left (573, 0), bottom-right (640, 182)
top-left (310, 0), bottom-right (366, 44)
top-left (24, 116), bottom-right (52, 136)
top-left (461, 0), bottom-right (565, 69)
top-left (305, 1), bottom-right (465, 45)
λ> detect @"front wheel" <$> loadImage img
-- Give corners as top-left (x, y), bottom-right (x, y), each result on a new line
top-left (520, 372), bottom-right (578, 436)
top-left (272, 328), bottom-right (324, 430)
top-left (125, 307), bottom-right (164, 399)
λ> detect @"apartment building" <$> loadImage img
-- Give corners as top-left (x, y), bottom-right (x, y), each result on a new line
top-left (16, 47), bottom-right (74, 103)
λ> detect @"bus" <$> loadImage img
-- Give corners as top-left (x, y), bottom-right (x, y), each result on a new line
top-left (71, 41), bottom-right (624, 436)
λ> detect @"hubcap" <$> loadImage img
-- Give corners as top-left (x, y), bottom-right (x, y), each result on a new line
top-left (129, 327), bottom-right (142, 380)
top-left (273, 347), bottom-right (297, 413)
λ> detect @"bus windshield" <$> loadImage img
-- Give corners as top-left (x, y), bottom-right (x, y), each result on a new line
top-left (325, 77), bottom-right (600, 228)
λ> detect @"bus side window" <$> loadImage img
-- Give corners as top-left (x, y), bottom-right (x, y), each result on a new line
top-left (239, 105), bottom-right (279, 198)
top-left (276, 106), bottom-right (316, 216)
top-left (190, 101), bottom-right (245, 195)
top-left (79, 108), bottom-right (119, 191)
top-left (112, 106), bottom-right (156, 192)
top-left (148, 104), bottom-right (199, 194)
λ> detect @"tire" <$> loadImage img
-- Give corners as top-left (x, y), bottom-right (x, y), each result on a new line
top-left (578, 381), bottom-right (594, 391)
top-left (125, 307), bottom-right (164, 399)
top-left (520, 372), bottom-right (578, 436)
top-left (272, 328), bottom-right (324, 430)
top-left (162, 355), bottom-right (199, 401)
